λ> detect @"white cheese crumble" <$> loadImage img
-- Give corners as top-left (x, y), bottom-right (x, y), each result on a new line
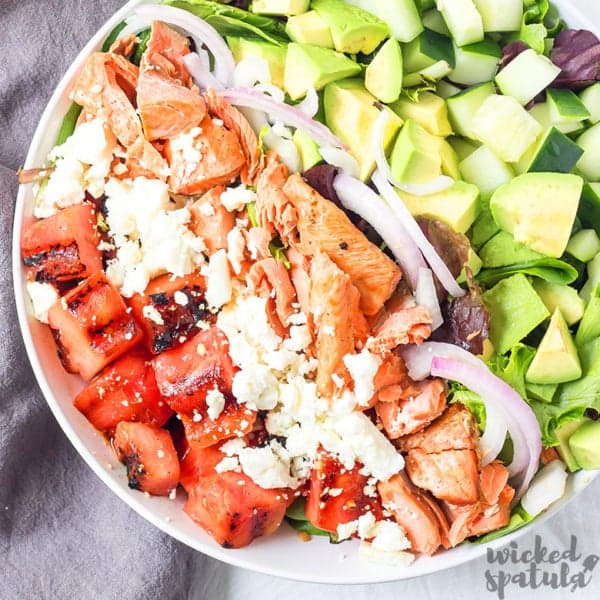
top-left (205, 249), bottom-right (232, 311)
top-left (104, 176), bottom-right (205, 297)
top-left (220, 184), bottom-right (256, 212)
top-left (173, 290), bottom-right (189, 306)
top-left (358, 543), bottom-right (415, 568)
top-left (26, 282), bottom-right (59, 323)
top-left (142, 304), bottom-right (164, 325)
top-left (206, 386), bottom-right (226, 421)
top-left (36, 118), bottom-right (116, 218)
top-left (232, 366), bottom-right (280, 411)
top-left (343, 349), bottom-right (381, 407)
top-left (168, 127), bottom-right (203, 177)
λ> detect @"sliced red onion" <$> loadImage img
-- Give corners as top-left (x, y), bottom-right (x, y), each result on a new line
top-left (479, 394), bottom-right (509, 468)
top-left (233, 57), bottom-right (272, 88)
top-left (520, 460), bottom-right (567, 517)
top-left (333, 173), bottom-right (425, 289)
top-left (319, 147), bottom-right (360, 179)
top-left (183, 52), bottom-right (223, 91)
top-left (135, 4), bottom-right (235, 86)
top-left (373, 110), bottom-right (454, 196)
top-left (263, 130), bottom-right (301, 172)
top-left (372, 169), bottom-right (465, 298)
top-left (220, 87), bottom-right (345, 149)
top-left (254, 83), bottom-right (286, 105)
top-left (402, 341), bottom-right (482, 382)
top-left (415, 268), bottom-right (444, 331)
top-left (296, 87), bottom-right (319, 118)
top-left (431, 356), bottom-right (542, 499)
top-left (118, 15), bottom-right (151, 39)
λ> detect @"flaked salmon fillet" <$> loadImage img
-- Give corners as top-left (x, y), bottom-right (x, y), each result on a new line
top-left (189, 186), bottom-right (235, 255)
top-left (165, 115), bottom-right (245, 195)
top-left (367, 305), bottom-right (432, 354)
top-left (204, 88), bottom-right (263, 185)
top-left (283, 174), bottom-right (402, 316)
top-left (138, 21), bottom-right (207, 141)
top-left (310, 252), bottom-right (363, 399)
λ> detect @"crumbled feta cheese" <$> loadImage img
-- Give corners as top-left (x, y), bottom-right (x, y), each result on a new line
top-left (215, 456), bottom-right (241, 474)
top-left (220, 184), bottom-right (256, 212)
top-left (336, 519), bottom-right (358, 541)
top-left (198, 201), bottom-right (215, 217)
top-left (237, 441), bottom-right (298, 489)
top-left (205, 249), bottom-right (232, 311)
top-left (220, 438), bottom-right (247, 457)
top-left (357, 511), bottom-right (377, 540)
top-left (206, 386), bottom-right (226, 421)
top-left (26, 282), bottom-right (58, 323)
top-left (343, 349), bottom-right (381, 407)
top-left (371, 521), bottom-right (411, 553)
top-left (168, 127), bottom-right (203, 177)
top-left (173, 290), bottom-right (189, 306)
top-left (142, 304), bottom-right (164, 325)
top-left (232, 366), bottom-right (279, 411)
top-left (331, 373), bottom-right (345, 389)
top-left (358, 542), bottom-right (414, 567)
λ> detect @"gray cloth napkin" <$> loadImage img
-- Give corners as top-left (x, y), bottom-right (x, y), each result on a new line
top-left (2, 2), bottom-right (600, 600)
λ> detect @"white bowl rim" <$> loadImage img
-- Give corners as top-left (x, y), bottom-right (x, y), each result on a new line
top-left (11, 0), bottom-right (600, 585)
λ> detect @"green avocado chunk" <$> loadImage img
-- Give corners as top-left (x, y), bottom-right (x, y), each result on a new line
top-left (227, 37), bottom-right (287, 88)
top-left (569, 421), bottom-right (600, 470)
top-left (252, 0), bottom-right (309, 16)
top-left (526, 309), bottom-right (582, 385)
top-left (482, 273), bottom-right (549, 355)
top-left (283, 43), bottom-right (362, 100)
top-left (365, 38), bottom-right (403, 104)
top-left (312, 0), bottom-right (389, 54)
top-left (556, 418), bottom-right (588, 472)
top-left (532, 280), bottom-right (584, 327)
top-left (391, 91), bottom-right (452, 137)
top-left (490, 172), bottom-right (584, 258)
top-left (285, 10), bottom-right (334, 47)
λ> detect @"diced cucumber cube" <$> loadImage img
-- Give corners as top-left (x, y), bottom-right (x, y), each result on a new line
top-left (403, 28), bottom-right (455, 72)
top-left (576, 122), bottom-right (600, 181)
top-left (547, 89), bottom-right (591, 123)
top-left (528, 102), bottom-right (552, 129)
top-left (446, 80), bottom-right (495, 138)
top-left (519, 127), bottom-right (584, 175)
top-left (448, 136), bottom-right (479, 160)
top-left (404, 60), bottom-right (453, 87)
top-left (580, 252), bottom-right (600, 303)
top-left (472, 0), bottom-right (523, 32)
top-left (482, 273), bottom-right (550, 355)
top-left (459, 145), bottom-right (513, 195)
top-left (580, 83), bottom-right (600, 124)
top-left (580, 183), bottom-right (600, 236)
top-left (436, 80), bottom-right (462, 98)
top-left (435, 0), bottom-right (484, 47)
top-left (422, 10), bottom-right (450, 36)
top-left (448, 38), bottom-right (500, 86)
top-left (495, 49), bottom-right (561, 106)
top-left (566, 229), bottom-right (600, 263)
top-left (472, 95), bottom-right (542, 162)
top-left (391, 91), bottom-right (452, 137)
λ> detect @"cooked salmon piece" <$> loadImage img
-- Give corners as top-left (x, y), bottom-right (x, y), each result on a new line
top-left (397, 402), bottom-right (478, 453)
top-left (255, 159), bottom-right (298, 246)
top-left (125, 136), bottom-right (169, 180)
top-left (376, 378), bottom-right (446, 439)
top-left (71, 52), bottom-right (140, 147)
top-left (367, 305), bottom-right (432, 354)
top-left (165, 115), bottom-right (246, 195)
top-left (378, 473), bottom-right (449, 556)
top-left (109, 33), bottom-right (136, 57)
top-left (443, 462), bottom-right (514, 546)
top-left (138, 21), bottom-right (207, 141)
top-left (283, 174), bottom-right (402, 316)
top-left (189, 185), bottom-right (235, 254)
top-left (406, 448), bottom-right (480, 505)
top-left (247, 258), bottom-right (297, 337)
top-left (310, 252), bottom-right (362, 398)
top-left (205, 88), bottom-right (263, 185)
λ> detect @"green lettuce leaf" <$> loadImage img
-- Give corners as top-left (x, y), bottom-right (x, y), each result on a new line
top-left (476, 259), bottom-right (578, 287)
top-left (575, 284), bottom-right (600, 347)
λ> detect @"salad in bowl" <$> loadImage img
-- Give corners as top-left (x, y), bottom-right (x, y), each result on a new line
top-left (14, 0), bottom-right (600, 574)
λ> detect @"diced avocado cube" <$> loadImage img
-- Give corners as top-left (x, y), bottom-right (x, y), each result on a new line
top-left (459, 145), bottom-right (513, 196)
top-left (547, 88), bottom-right (591, 123)
top-left (457, 248), bottom-right (483, 283)
top-left (449, 39), bottom-right (501, 86)
top-left (521, 127), bottom-right (584, 175)
top-left (528, 102), bottom-right (552, 129)
top-left (576, 281), bottom-right (600, 346)
top-left (472, 95), bottom-right (542, 162)
top-left (526, 309), bottom-right (582, 385)
top-left (312, 0), bottom-right (389, 54)
top-left (324, 79), bottom-right (403, 181)
top-left (490, 172), bottom-right (583, 258)
top-left (436, 0), bottom-right (484, 47)
top-left (446, 81), bottom-right (495, 139)
top-left (568, 421), bottom-right (600, 470)
top-left (495, 49), bottom-right (561, 106)
top-left (526, 382), bottom-right (558, 403)
top-left (556, 418), bottom-right (589, 472)
top-left (284, 43), bottom-right (361, 100)
top-left (469, 197), bottom-right (500, 250)
top-left (285, 10), bottom-right (334, 48)
top-left (347, 0), bottom-right (423, 43)
top-left (580, 82), bottom-right (600, 124)
top-left (390, 120), bottom-right (442, 184)
top-left (396, 181), bottom-right (480, 233)
top-left (252, 0), bottom-right (309, 16)
top-left (390, 92), bottom-right (452, 137)
top-left (580, 253), bottom-right (600, 304)
top-left (448, 136), bottom-right (479, 160)
top-left (227, 37), bottom-right (287, 88)
top-left (472, 0), bottom-right (523, 32)
top-left (482, 273), bottom-right (550, 354)
top-left (439, 139), bottom-right (461, 179)
top-left (567, 229), bottom-right (600, 263)
top-left (576, 122), bottom-right (600, 182)
top-left (292, 129), bottom-right (322, 171)
top-left (436, 80), bottom-right (462, 99)
top-left (403, 29), bottom-right (455, 73)
top-left (365, 38), bottom-right (403, 104)
top-left (422, 10), bottom-right (450, 36)
top-left (532, 280), bottom-right (585, 327)
top-left (579, 183), bottom-right (600, 236)
top-left (479, 231), bottom-right (543, 268)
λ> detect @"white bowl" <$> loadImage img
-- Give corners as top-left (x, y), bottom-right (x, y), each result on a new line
top-left (11, 0), bottom-right (600, 584)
